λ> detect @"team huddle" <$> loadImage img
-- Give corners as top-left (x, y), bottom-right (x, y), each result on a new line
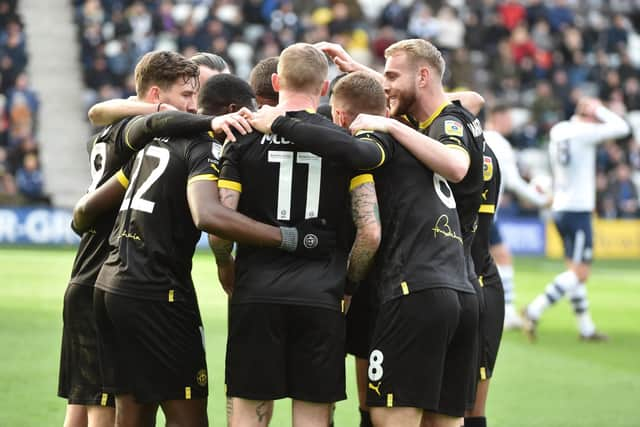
top-left (57, 38), bottom-right (626, 427)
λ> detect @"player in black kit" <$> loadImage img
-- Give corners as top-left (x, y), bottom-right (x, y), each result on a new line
top-left (465, 145), bottom-right (503, 427)
top-left (214, 44), bottom-right (382, 427)
top-left (57, 50), bottom-right (200, 427)
top-left (70, 99), bottom-right (337, 426)
top-left (250, 70), bottom-right (479, 427)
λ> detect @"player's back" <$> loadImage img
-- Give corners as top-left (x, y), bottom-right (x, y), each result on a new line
top-left (70, 118), bottom-right (137, 287)
top-left (96, 133), bottom-right (218, 302)
top-left (364, 131), bottom-right (471, 302)
top-left (549, 120), bottom-right (598, 212)
top-left (219, 111), bottom-right (355, 311)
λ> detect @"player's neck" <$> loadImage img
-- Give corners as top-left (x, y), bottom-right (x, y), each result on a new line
top-left (413, 88), bottom-right (448, 124)
top-left (277, 91), bottom-right (320, 112)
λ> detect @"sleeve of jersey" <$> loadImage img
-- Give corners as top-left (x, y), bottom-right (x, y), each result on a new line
top-left (217, 141), bottom-right (243, 193)
top-left (429, 115), bottom-right (471, 160)
top-left (115, 157), bottom-right (135, 189)
top-left (122, 112), bottom-right (215, 151)
top-left (271, 115), bottom-right (388, 170)
top-left (349, 173), bottom-right (375, 191)
top-left (185, 140), bottom-right (220, 186)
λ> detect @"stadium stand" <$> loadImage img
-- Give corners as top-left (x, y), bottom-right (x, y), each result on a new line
top-left (0, 0), bottom-right (49, 205)
top-left (69, 0), bottom-right (640, 218)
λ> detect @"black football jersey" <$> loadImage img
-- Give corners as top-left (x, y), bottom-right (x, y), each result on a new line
top-left (361, 131), bottom-right (472, 303)
top-left (69, 118), bottom-right (137, 288)
top-left (410, 101), bottom-right (485, 281)
top-left (218, 110), bottom-right (363, 311)
top-left (95, 133), bottom-right (220, 301)
top-left (471, 144), bottom-right (501, 282)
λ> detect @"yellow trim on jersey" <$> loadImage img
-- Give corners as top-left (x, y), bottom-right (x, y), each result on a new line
top-left (386, 393), bottom-right (394, 408)
top-left (341, 299), bottom-right (345, 313)
top-left (478, 204), bottom-right (496, 214)
top-left (400, 281), bottom-right (410, 295)
top-left (188, 174), bottom-right (219, 185)
top-left (357, 137), bottom-right (387, 170)
top-left (100, 393), bottom-right (108, 406)
top-left (478, 276), bottom-right (484, 288)
top-left (419, 101), bottom-right (450, 129)
top-left (124, 116), bottom-right (144, 150)
top-left (349, 174), bottom-right (374, 191)
top-left (480, 367), bottom-right (487, 381)
top-left (116, 170), bottom-right (129, 189)
top-left (168, 289), bottom-right (174, 302)
top-left (211, 163), bottom-right (220, 173)
top-left (185, 387), bottom-right (192, 400)
top-left (218, 179), bottom-right (242, 193)
top-left (305, 108), bottom-right (316, 113)
top-left (445, 143), bottom-right (470, 159)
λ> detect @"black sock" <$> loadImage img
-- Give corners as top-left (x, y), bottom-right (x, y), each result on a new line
top-left (464, 416), bottom-right (487, 427)
top-left (359, 408), bottom-right (373, 427)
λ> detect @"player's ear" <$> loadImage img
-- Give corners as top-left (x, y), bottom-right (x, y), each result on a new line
top-left (147, 86), bottom-right (161, 103)
top-left (417, 66), bottom-right (430, 88)
top-left (271, 73), bottom-right (280, 93)
top-left (320, 80), bottom-right (329, 97)
top-left (227, 103), bottom-right (238, 113)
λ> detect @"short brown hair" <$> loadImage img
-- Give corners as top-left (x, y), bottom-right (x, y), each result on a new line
top-left (332, 71), bottom-right (386, 116)
top-left (385, 39), bottom-right (445, 80)
top-left (277, 43), bottom-right (328, 93)
top-left (250, 56), bottom-right (279, 104)
top-left (134, 51), bottom-right (200, 96)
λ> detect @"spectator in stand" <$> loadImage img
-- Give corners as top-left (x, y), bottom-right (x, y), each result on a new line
top-left (547, 0), bottom-right (574, 32)
top-left (610, 163), bottom-right (639, 218)
top-left (0, 145), bottom-right (16, 198)
top-left (15, 152), bottom-right (48, 205)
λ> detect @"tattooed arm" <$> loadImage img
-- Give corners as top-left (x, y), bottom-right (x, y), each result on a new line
top-left (345, 177), bottom-right (381, 311)
top-left (208, 187), bottom-right (240, 296)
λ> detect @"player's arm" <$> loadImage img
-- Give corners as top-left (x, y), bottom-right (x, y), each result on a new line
top-left (88, 98), bottom-right (176, 126)
top-left (249, 106), bottom-right (387, 170)
top-left (207, 188), bottom-right (239, 296)
top-left (345, 175), bottom-right (381, 311)
top-left (72, 171), bottom-right (128, 233)
top-left (447, 91), bottom-right (485, 116)
top-left (314, 42), bottom-right (383, 83)
top-left (587, 104), bottom-right (631, 143)
top-left (350, 114), bottom-right (470, 182)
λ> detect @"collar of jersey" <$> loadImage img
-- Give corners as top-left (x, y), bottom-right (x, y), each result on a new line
top-left (417, 101), bottom-right (450, 129)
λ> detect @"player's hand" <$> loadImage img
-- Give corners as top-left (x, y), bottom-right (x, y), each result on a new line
top-left (280, 218), bottom-right (337, 259)
top-left (211, 108), bottom-right (254, 142)
top-left (249, 105), bottom-right (286, 134)
top-left (314, 42), bottom-right (360, 73)
top-left (158, 103), bottom-right (178, 112)
top-left (216, 259), bottom-right (235, 297)
top-left (349, 113), bottom-right (389, 134)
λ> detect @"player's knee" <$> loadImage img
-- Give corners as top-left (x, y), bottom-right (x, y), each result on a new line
top-left (572, 264), bottom-right (591, 282)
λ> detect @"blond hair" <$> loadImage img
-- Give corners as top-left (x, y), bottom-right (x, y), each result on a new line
top-left (385, 39), bottom-right (445, 80)
top-left (277, 43), bottom-right (328, 93)
top-left (332, 71), bottom-right (386, 116)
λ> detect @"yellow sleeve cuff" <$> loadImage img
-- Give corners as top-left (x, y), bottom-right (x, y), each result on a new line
top-left (187, 174), bottom-right (218, 185)
top-left (445, 143), bottom-right (471, 162)
top-left (218, 179), bottom-right (242, 193)
top-left (349, 173), bottom-right (374, 191)
top-left (116, 170), bottom-right (129, 189)
top-left (478, 204), bottom-right (495, 214)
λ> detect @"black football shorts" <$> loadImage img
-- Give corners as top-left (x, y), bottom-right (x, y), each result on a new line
top-left (366, 288), bottom-right (478, 417)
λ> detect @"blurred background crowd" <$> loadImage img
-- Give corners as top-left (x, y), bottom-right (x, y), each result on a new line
top-left (1, 0), bottom-right (639, 218)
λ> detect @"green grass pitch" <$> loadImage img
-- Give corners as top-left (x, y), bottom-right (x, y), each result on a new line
top-left (0, 247), bottom-right (638, 426)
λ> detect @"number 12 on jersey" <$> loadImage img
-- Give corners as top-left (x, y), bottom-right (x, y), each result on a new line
top-left (268, 151), bottom-right (321, 221)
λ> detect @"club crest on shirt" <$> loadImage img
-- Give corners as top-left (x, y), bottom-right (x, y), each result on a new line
top-left (483, 155), bottom-right (493, 181)
top-left (444, 120), bottom-right (464, 137)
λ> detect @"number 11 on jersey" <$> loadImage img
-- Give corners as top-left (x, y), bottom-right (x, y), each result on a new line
top-left (268, 151), bottom-right (322, 221)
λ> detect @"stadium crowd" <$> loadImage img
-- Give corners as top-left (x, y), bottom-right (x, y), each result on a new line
top-left (0, 0), bottom-right (48, 205)
top-left (70, 0), bottom-right (640, 218)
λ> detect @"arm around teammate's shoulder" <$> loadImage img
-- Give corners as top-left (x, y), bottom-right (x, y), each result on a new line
top-left (72, 172), bottom-right (127, 233)
top-left (351, 114), bottom-right (469, 182)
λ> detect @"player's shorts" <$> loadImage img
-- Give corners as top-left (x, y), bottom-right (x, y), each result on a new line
top-left (489, 221), bottom-right (503, 246)
top-left (94, 288), bottom-right (208, 403)
top-left (345, 280), bottom-right (376, 359)
top-left (552, 211), bottom-right (593, 264)
top-left (58, 284), bottom-right (115, 407)
top-left (366, 288), bottom-right (479, 417)
top-left (226, 303), bottom-right (346, 403)
top-left (478, 273), bottom-right (504, 380)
